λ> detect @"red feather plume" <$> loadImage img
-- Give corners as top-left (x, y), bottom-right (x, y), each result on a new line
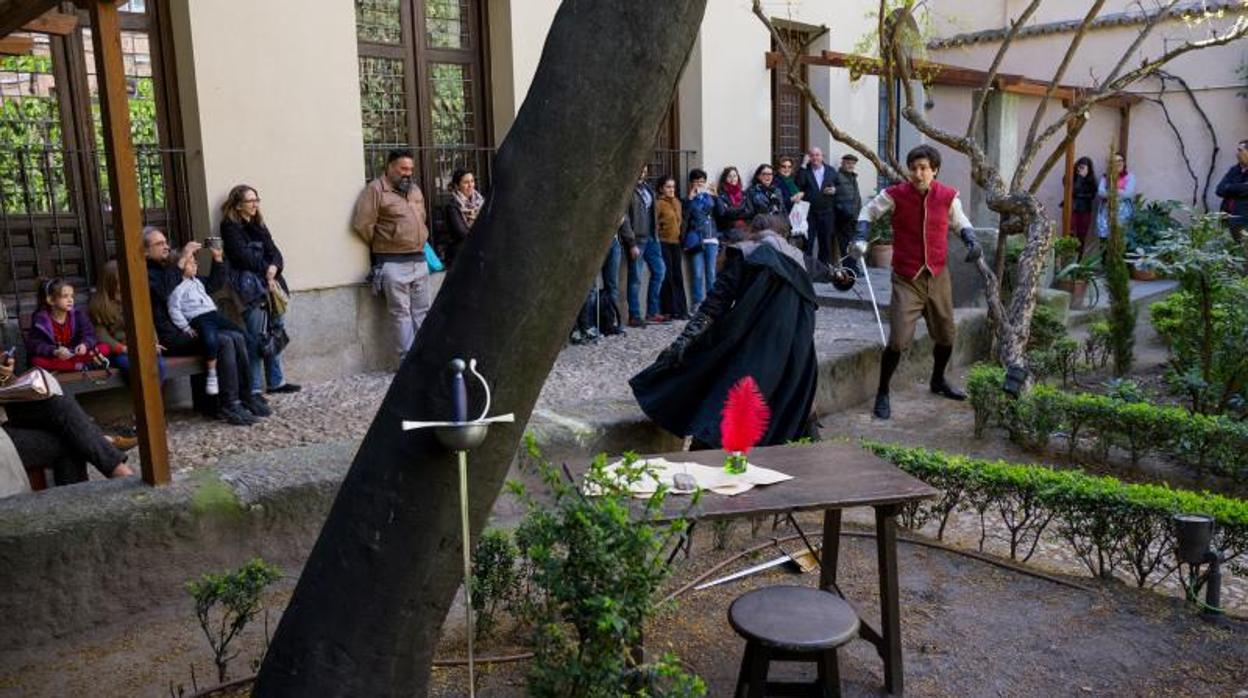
top-left (720, 376), bottom-right (770, 454)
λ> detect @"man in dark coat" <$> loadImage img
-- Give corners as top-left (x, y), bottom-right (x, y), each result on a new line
top-left (143, 227), bottom-right (265, 425)
top-left (832, 154), bottom-right (863, 267)
top-left (619, 166), bottom-right (667, 326)
top-left (1216, 139), bottom-right (1248, 236)
top-left (630, 216), bottom-right (827, 447)
top-left (795, 147), bottom-right (838, 266)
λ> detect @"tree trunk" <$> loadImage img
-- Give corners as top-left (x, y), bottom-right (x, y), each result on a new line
top-left (253, 2), bottom-right (707, 695)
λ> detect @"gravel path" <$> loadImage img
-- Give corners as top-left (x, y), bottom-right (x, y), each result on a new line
top-left (161, 306), bottom-right (880, 473)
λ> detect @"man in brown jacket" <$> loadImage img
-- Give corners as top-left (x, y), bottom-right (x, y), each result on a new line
top-left (352, 149), bottom-right (432, 360)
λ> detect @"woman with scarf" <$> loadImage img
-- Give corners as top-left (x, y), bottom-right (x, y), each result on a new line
top-left (714, 166), bottom-right (754, 244)
top-left (442, 169), bottom-right (484, 270)
top-left (1095, 153), bottom-right (1136, 242)
top-left (745, 163), bottom-right (785, 217)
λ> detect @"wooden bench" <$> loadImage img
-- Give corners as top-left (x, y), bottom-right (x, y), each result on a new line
top-left (56, 355), bottom-right (205, 397)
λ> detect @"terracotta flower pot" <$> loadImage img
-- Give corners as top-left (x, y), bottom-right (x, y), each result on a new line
top-left (1129, 265), bottom-right (1158, 281)
top-left (1054, 278), bottom-right (1088, 309)
top-left (867, 243), bottom-right (893, 269)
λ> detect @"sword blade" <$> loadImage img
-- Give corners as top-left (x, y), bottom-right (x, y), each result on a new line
top-left (862, 266), bottom-right (887, 345)
top-left (694, 552), bottom-right (795, 590)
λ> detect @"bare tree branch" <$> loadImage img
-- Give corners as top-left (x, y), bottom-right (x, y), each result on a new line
top-left (752, 0), bottom-right (904, 182)
top-left (1026, 112), bottom-right (1090, 195)
top-left (966, 0), bottom-right (1044, 140)
top-left (1013, 0), bottom-right (1107, 192)
top-left (1018, 10), bottom-right (1247, 194)
top-left (1102, 0), bottom-right (1179, 88)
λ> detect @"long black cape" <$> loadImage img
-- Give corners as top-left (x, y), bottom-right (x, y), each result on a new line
top-left (629, 241), bottom-right (818, 447)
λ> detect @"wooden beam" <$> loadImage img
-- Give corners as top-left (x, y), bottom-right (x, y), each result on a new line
top-left (22, 10), bottom-right (78, 36)
top-left (89, 0), bottom-right (171, 486)
top-left (0, 0), bottom-right (58, 39)
top-left (0, 35), bottom-right (34, 55)
top-left (1062, 100), bottom-right (1075, 239)
top-left (1118, 105), bottom-right (1131, 159)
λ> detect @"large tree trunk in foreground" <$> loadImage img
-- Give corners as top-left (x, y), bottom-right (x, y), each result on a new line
top-left (254, 2), bottom-right (707, 694)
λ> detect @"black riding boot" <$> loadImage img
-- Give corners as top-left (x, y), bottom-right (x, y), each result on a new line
top-left (930, 344), bottom-right (966, 400)
top-left (874, 348), bottom-right (901, 419)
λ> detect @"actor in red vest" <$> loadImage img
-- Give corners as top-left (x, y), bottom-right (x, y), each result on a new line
top-left (852, 145), bottom-right (982, 420)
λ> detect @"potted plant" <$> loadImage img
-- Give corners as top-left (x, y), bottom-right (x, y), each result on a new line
top-left (1128, 198), bottom-right (1179, 280)
top-left (1052, 236), bottom-right (1081, 272)
top-left (1054, 255), bottom-right (1098, 309)
top-left (867, 212), bottom-right (893, 268)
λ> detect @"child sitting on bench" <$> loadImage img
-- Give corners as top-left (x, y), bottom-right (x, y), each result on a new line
top-left (25, 277), bottom-right (111, 373)
top-left (168, 254), bottom-right (245, 397)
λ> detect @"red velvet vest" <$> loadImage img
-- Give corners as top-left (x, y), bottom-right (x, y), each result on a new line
top-left (887, 180), bottom-right (957, 278)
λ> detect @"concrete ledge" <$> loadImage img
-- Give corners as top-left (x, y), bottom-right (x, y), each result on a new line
top-left (0, 309), bottom-right (991, 651)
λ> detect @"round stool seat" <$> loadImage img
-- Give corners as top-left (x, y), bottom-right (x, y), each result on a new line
top-left (729, 585), bottom-right (859, 652)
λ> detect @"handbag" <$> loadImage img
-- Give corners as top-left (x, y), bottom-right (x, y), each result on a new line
top-left (270, 283), bottom-right (290, 316)
top-left (257, 300), bottom-right (290, 359)
top-left (682, 229), bottom-right (703, 253)
top-left (0, 368), bottom-right (63, 403)
top-left (425, 245), bottom-right (445, 273)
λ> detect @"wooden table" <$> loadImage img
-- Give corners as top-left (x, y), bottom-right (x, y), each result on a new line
top-left (577, 441), bottom-right (938, 695)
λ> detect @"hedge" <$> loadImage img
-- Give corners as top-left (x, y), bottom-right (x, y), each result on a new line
top-left (864, 441), bottom-right (1248, 587)
top-left (966, 364), bottom-right (1248, 481)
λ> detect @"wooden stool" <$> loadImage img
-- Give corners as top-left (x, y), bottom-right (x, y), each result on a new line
top-left (728, 585), bottom-right (859, 698)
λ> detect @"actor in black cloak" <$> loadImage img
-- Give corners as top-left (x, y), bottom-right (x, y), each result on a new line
top-left (630, 214), bottom-right (836, 447)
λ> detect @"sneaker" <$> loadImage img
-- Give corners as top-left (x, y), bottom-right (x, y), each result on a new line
top-left (205, 373), bottom-right (219, 396)
top-left (267, 383), bottom-right (301, 394)
top-left (646, 314), bottom-right (671, 324)
top-left (220, 403), bottom-right (257, 426)
top-left (628, 316), bottom-right (647, 328)
top-left (241, 394), bottom-right (272, 418)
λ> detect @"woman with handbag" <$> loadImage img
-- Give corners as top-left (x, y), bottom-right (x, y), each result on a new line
top-left (220, 184), bottom-right (300, 396)
top-left (656, 176), bottom-right (689, 321)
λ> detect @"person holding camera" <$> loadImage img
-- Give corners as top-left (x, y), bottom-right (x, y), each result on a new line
top-left (220, 184), bottom-right (299, 396)
top-left (144, 227), bottom-right (266, 425)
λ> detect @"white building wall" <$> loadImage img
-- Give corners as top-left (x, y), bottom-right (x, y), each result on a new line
top-left (169, 0), bottom-right (368, 293)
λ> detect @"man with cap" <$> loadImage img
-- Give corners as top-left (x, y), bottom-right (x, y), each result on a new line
top-left (832, 153), bottom-right (862, 267)
top-left (851, 144), bottom-right (982, 420)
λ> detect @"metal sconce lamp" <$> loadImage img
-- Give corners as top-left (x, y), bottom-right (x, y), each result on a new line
top-left (1002, 364), bottom-right (1029, 397)
top-left (1172, 513), bottom-right (1223, 619)
top-left (402, 358), bottom-right (515, 697)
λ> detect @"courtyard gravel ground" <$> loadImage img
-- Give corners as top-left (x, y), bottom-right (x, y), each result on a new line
top-left (158, 306), bottom-right (881, 473)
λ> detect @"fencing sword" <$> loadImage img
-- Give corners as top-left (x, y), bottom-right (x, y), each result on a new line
top-left (401, 358), bottom-right (515, 698)
top-left (851, 245), bottom-right (887, 346)
top-left (694, 543), bottom-right (821, 591)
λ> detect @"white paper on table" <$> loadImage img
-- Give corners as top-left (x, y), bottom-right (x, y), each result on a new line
top-left (584, 457), bottom-right (792, 498)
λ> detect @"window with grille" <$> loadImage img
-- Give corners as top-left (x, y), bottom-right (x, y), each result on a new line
top-left (771, 27), bottom-right (811, 164)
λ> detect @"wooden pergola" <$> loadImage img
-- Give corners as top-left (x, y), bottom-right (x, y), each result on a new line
top-left (765, 50), bottom-right (1143, 237)
top-left (2, 1), bottom-right (170, 485)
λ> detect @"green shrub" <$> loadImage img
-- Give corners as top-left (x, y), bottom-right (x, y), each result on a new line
top-left (471, 529), bottom-right (520, 641)
top-left (1027, 303), bottom-right (1066, 353)
top-left (186, 558), bottom-right (282, 684)
top-left (965, 373), bottom-right (1248, 481)
top-left (863, 441), bottom-right (1248, 588)
top-left (509, 436), bottom-right (706, 697)
top-left (1083, 321), bottom-right (1112, 369)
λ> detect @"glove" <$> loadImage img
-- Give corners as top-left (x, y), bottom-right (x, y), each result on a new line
top-left (657, 313), bottom-right (712, 368)
top-left (960, 228), bottom-right (983, 263)
top-left (850, 221), bottom-right (870, 259)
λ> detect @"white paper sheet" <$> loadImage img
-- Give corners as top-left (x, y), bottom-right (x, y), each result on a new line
top-left (586, 457), bottom-right (792, 498)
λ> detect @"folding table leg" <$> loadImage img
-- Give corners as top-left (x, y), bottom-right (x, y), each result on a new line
top-left (820, 508), bottom-right (842, 590)
top-left (875, 504), bottom-right (903, 695)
